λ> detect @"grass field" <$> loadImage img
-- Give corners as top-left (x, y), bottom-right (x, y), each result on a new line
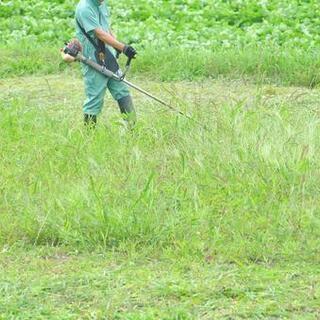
top-left (2, 45), bottom-right (320, 88)
top-left (1, 72), bottom-right (320, 318)
top-left (2, 0), bottom-right (320, 318)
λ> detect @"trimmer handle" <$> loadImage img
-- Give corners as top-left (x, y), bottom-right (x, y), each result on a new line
top-left (119, 56), bottom-right (134, 80)
top-left (115, 52), bottom-right (133, 66)
top-left (126, 57), bottom-right (133, 67)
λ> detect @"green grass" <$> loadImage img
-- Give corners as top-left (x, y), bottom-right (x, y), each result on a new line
top-left (1, 74), bottom-right (320, 318)
top-left (1, 74), bottom-right (320, 258)
top-left (1, 245), bottom-right (319, 319)
top-left (1, 44), bottom-right (320, 87)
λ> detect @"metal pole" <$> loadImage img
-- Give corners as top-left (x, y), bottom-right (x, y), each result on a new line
top-left (122, 79), bottom-right (188, 117)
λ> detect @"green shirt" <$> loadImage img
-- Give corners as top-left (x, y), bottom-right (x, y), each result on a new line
top-left (75, 0), bottom-right (110, 56)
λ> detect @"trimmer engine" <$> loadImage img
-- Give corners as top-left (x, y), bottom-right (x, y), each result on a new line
top-left (63, 39), bottom-right (82, 58)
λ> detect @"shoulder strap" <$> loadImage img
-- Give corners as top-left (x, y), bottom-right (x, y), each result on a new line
top-left (76, 19), bottom-right (99, 51)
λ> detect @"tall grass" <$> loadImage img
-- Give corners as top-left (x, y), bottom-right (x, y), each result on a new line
top-left (1, 79), bottom-right (319, 263)
top-left (1, 43), bottom-right (320, 87)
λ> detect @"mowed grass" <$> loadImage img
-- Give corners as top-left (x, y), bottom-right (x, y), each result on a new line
top-left (1, 245), bottom-right (319, 319)
top-left (0, 74), bottom-right (320, 318)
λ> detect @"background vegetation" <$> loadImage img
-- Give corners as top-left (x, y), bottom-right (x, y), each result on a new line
top-left (1, 0), bottom-right (320, 48)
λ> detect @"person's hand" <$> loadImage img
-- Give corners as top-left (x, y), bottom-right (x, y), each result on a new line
top-left (123, 45), bottom-right (137, 59)
top-left (60, 48), bottom-right (76, 63)
top-left (61, 39), bottom-right (82, 62)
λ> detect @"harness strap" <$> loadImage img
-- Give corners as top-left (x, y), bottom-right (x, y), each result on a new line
top-left (76, 19), bottom-right (100, 52)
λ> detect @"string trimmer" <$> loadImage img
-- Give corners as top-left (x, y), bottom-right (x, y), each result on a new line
top-left (63, 40), bottom-right (194, 121)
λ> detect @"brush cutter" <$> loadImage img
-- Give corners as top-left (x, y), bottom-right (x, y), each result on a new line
top-left (63, 39), bottom-right (192, 120)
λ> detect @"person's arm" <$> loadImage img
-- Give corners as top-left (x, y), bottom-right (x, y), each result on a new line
top-left (108, 29), bottom-right (122, 56)
top-left (95, 27), bottom-right (125, 51)
top-left (95, 27), bottom-right (137, 58)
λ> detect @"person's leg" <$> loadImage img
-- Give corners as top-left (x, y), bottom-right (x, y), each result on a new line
top-left (107, 79), bottom-right (137, 127)
top-left (83, 69), bottom-right (108, 126)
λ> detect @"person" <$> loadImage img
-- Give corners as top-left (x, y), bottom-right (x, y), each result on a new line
top-left (68, 0), bottom-right (137, 127)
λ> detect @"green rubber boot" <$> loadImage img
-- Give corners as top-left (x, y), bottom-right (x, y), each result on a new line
top-left (117, 95), bottom-right (137, 129)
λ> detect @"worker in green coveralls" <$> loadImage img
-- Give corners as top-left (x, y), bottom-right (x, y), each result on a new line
top-left (71, 0), bottom-right (137, 126)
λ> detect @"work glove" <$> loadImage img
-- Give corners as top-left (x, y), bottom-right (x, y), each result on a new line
top-left (123, 45), bottom-right (137, 59)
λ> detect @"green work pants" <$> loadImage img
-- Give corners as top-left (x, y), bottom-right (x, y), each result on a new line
top-left (82, 64), bottom-right (130, 116)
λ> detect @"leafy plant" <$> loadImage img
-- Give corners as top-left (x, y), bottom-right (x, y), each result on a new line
top-left (1, 0), bottom-right (320, 48)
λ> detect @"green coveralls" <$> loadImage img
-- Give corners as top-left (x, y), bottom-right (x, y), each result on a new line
top-left (75, 0), bottom-right (130, 116)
